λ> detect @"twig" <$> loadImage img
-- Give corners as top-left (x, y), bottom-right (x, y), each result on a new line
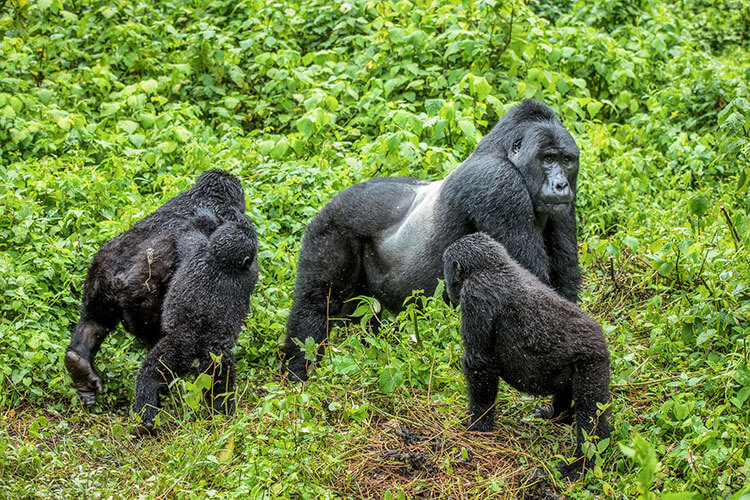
top-left (720, 205), bottom-right (740, 250)
top-left (497, 7), bottom-right (514, 57)
top-left (612, 375), bottom-right (681, 388)
top-left (608, 258), bottom-right (620, 290)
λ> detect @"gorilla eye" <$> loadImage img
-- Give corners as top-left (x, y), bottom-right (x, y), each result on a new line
top-left (543, 154), bottom-right (555, 164)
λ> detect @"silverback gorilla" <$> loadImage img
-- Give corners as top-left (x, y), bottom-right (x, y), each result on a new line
top-left (65, 170), bottom-right (257, 422)
top-left (284, 99), bottom-right (581, 381)
top-left (443, 233), bottom-right (611, 481)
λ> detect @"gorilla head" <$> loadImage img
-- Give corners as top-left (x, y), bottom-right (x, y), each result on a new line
top-left (191, 169), bottom-right (247, 214)
top-left (443, 234), bottom-right (511, 306)
top-left (481, 100), bottom-right (579, 218)
top-left (210, 220), bottom-right (259, 273)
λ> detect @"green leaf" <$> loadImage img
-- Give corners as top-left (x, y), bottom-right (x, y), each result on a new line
top-left (440, 102), bottom-right (455, 122)
top-left (302, 336), bottom-right (318, 362)
top-left (398, 141), bottom-right (419, 162)
top-left (731, 386), bottom-right (750, 408)
top-left (472, 77), bottom-right (492, 101)
top-left (259, 140), bottom-right (275, 155)
top-left (195, 373), bottom-right (212, 391)
top-left (173, 126), bottom-right (191, 143)
top-left (623, 235), bottom-right (639, 252)
top-left (378, 367), bottom-right (402, 393)
top-left (733, 364), bottom-right (750, 387)
top-left (100, 102), bottom-right (120, 116)
top-left (296, 116), bottom-right (314, 138)
top-left (556, 77), bottom-right (571, 95)
top-left (425, 99), bottom-right (445, 115)
top-left (695, 328), bottom-right (716, 345)
top-left (229, 66), bottom-right (245, 86)
top-left (129, 134), bottom-right (145, 148)
top-left (688, 195), bottom-right (709, 217)
top-left (56, 116), bottom-right (72, 131)
top-left (271, 137), bottom-right (290, 159)
top-left (659, 261), bottom-right (675, 275)
top-left (36, 88), bottom-right (52, 104)
top-left (662, 494), bottom-right (698, 500)
top-left (117, 120), bottom-right (138, 134)
top-left (388, 27), bottom-right (406, 44)
top-left (587, 101), bottom-right (603, 119)
top-left (140, 79), bottom-right (159, 94)
top-left (158, 141), bottom-right (177, 154)
top-left (458, 120), bottom-right (476, 142)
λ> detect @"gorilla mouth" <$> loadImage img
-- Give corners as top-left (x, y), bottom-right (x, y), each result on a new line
top-left (544, 201), bottom-right (571, 213)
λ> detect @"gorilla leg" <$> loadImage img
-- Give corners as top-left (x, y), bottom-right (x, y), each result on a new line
top-left (65, 313), bottom-right (115, 406)
top-left (206, 351), bottom-right (236, 415)
top-left (284, 222), bottom-right (361, 381)
top-left (132, 339), bottom-right (187, 434)
top-left (463, 363), bottom-right (500, 432)
top-left (559, 360), bottom-right (611, 480)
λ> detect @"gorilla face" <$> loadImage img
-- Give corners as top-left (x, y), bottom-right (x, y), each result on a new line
top-left (511, 124), bottom-right (579, 217)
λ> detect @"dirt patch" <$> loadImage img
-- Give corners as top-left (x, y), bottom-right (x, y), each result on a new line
top-left (332, 402), bottom-right (564, 499)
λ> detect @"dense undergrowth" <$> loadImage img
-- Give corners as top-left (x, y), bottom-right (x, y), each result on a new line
top-left (1, 0), bottom-right (749, 498)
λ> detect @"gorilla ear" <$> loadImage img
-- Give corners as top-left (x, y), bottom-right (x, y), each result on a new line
top-left (453, 260), bottom-right (463, 280)
top-left (512, 138), bottom-right (522, 155)
top-left (242, 256), bottom-right (252, 269)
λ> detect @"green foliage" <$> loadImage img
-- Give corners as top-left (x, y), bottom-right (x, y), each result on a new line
top-left (1, 0), bottom-right (749, 497)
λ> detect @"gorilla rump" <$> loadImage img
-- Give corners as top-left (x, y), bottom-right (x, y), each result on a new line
top-left (65, 170), bottom-right (254, 410)
top-left (134, 220), bottom-right (258, 433)
top-left (443, 233), bottom-right (611, 481)
top-left (284, 99), bottom-right (581, 381)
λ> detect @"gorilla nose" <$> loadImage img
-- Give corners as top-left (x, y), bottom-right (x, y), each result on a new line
top-left (554, 180), bottom-right (569, 192)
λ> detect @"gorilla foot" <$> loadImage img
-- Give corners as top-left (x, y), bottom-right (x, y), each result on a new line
top-left (65, 350), bottom-right (103, 406)
top-left (533, 404), bottom-right (573, 425)
top-left (558, 457), bottom-right (585, 481)
top-left (284, 360), bottom-right (310, 383)
top-left (466, 417), bottom-right (494, 433)
top-left (133, 423), bottom-right (156, 438)
top-left (211, 395), bottom-right (236, 415)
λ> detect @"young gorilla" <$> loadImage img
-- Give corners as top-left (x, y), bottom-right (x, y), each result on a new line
top-left (133, 220), bottom-right (258, 434)
top-left (65, 170), bottom-right (248, 407)
top-left (443, 233), bottom-right (611, 481)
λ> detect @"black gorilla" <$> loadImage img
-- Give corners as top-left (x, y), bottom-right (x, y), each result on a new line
top-left (285, 99), bottom-right (581, 381)
top-left (133, 220), bottom-right (258, 433)
top-left (65, 170), bottom-right (250, 407)
top-left (443, 233), bottom-right (611, 481)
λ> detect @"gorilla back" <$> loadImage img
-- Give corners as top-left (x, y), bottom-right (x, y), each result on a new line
top-left (285, 99), bottom-right (582, 381)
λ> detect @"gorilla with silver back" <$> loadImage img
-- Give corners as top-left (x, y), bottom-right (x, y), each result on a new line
top-left (284, 99), bottom-right (581, 381)
top-left (443, 232), bottom-right (611, 481)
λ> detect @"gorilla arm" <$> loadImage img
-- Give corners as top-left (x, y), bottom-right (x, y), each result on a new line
top-left (459, 283), bottom-right (502, 432)
top-left (445, 154), bottom-right (551, 285)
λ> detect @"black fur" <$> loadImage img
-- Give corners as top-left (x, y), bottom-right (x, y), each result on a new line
top-left (443, 233), bottom-right (611, 481)
top-left (65, 170), bottom-right (251, 408)
top-left (133, 220), bottom-right (258, 433)
top-left (284, 99), bottom-right (581, 381)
